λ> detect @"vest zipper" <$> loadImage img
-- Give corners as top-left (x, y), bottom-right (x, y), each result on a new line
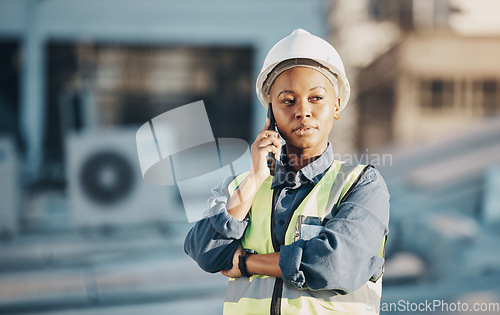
top-left (270, 278), bottom-right (283, 315)
top-left (269, 187), bottom-right (310, 315)
top-left (270, 190), bottom-right (282, 315)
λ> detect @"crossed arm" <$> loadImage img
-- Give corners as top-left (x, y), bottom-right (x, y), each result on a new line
top-left (220, 246), bottom-right (281, 278)
top-left (220, 170), bottom-right (282, 278)
top-left (184, 166), bottom-right (389, 292)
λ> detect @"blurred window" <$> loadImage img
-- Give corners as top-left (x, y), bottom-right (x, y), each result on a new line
top-left (420, 79), bottom-right (454, 112)
top-left (472, 80), bottom-right (500, 116)
top-left (46, 42), bottom-right (254, 185)
top-left (481, 80), bottom-right (499, 115)
top-left (368, 0), bottom-right (414, 29)
top-left (368, 0), bottom-right (452, 31)
top-left (0, 40), bottom-right (22, 151)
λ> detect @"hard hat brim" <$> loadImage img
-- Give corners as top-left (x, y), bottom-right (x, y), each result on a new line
top-left (256, 58), bottom-right (350, 111)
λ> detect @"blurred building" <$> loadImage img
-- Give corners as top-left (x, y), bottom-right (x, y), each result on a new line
top-left (329, 0), bottom-right (500, 152)
top-left (358, 32), bottom-right (500, 149)
top-left (329, 2), bottom-right (500, 308)
top-left (0, 0), bottom-right (328, 234)
top-left (0, 0), bottom-right (328, 187)
top-left (0, 1), bottom-right (331, 314)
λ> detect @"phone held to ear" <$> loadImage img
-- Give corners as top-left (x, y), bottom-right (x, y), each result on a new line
top-left (267, 104), bottom-right (278, 176)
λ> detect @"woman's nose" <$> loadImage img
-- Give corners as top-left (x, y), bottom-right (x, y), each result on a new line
top-left (294, 99), bottom-right (312, 120)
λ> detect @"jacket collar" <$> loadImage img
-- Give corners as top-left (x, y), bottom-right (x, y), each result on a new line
top-left (271, 142), bottom-right (333, 189)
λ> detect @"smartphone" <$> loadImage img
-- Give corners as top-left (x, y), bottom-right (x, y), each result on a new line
top-left (267, 104), bottom-right (277, 175)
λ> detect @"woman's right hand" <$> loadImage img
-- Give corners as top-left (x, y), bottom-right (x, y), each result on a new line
top-left (249, 118), bottom-right (282, 183)
top-left (227, 118), bottom-right (281, 221)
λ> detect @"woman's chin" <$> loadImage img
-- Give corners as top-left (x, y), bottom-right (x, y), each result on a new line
top-left (286, 138), bottom-right (322, 151)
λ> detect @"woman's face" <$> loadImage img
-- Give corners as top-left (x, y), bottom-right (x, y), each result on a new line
top-left (269, 67), bottom-right (340, 155)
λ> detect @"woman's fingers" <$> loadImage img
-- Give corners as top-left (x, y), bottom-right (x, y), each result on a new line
top-left (263, 117), bottom-right (271, 130)
top-left (256, 134), bottom-right (281, 149)
top-left (256, 136), bottom-right (281, 160)
top-left (271, 145), bottom-right (281, 160)
top-left (257, 129), bottom-right (279, 141)
top-left (250, 120), bottom-right (281, 180)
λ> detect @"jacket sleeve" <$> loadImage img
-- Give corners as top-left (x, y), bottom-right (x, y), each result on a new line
top-left (184, 176), bottom-right (250, 273)
top-left (278, 167), bottom-right (390, 292)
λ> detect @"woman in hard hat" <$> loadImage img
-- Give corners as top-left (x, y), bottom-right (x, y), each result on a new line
top-left (185, 29), bottom-right (389, 315)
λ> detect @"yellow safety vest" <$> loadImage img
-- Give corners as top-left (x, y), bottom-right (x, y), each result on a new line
top-left (223, 161), bottom-right (385, 315)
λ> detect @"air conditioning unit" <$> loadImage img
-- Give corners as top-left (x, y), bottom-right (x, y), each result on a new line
top-left (66, 129), bottom-right (182, 229)
top-left (0, 136), bottom-right (19, 236)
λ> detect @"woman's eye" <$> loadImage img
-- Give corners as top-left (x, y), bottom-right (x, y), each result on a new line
top-left (282, 99), bottom-right (295, 104)
top-left (310, 96), bottom-right (323, 101)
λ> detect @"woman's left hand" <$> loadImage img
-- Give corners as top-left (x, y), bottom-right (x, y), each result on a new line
top-left (221, 245), bottom-right (243, 278)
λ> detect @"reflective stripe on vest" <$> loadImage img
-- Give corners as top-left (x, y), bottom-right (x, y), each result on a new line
top-left (224, 276), bottom-right (382, 314)
top-left (224, 161), bottom-right (384, 315)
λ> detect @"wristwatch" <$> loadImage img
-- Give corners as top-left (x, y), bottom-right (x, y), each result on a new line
top-left (238, 248), bottom-right (256, 277)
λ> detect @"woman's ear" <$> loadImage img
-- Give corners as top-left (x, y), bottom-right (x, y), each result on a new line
top-left (334, 97), bottom-right (341, 120)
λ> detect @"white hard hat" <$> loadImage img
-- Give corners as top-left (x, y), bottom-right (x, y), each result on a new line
top-left (256, 29), bottom-right (350, 111)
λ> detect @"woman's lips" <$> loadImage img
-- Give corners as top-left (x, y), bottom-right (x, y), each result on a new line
top-left (292, 123), bottom-right (317, 136)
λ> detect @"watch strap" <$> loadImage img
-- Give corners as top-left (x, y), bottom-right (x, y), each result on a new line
top-left (238, 248), bottom-right (254, 277)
